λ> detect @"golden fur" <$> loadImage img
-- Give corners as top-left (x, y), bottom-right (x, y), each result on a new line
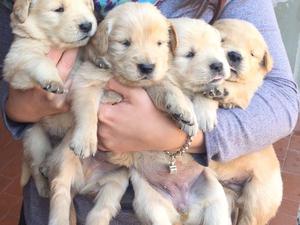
top-left (45, 3), bottom-right (200, 225)
top-left (207, 19), bottom-right (273, 109)
top-left (166, 18), bottom-right (282, 225)
top-left (3, 0), bottom-right (96, 197)
top-left (47, 6), bottom-right (231, 225)
top-left (207, 19), bottom-right (282, 225)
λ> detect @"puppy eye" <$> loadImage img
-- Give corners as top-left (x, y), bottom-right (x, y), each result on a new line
top-left (122, 40), bottom-right (131, 47)
top-left (185, 50), bottom-right (195, 58)
top-left (157, 41), bottom-right (162, 46)
top-left (250, 51), bottom-right (255, 57)
top-left (221, 38), bottom-right (225, 43)
top-left (54, 6), bottom-right (64, 13)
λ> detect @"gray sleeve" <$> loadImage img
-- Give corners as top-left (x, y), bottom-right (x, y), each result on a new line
top-left (0, 4), bottom-right (31, 139)
top-left (204, 0), bottom-right (300, 161)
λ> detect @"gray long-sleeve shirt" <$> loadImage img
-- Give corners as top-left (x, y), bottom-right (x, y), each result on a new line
top-left (0, 0), bottom-right (299, 224)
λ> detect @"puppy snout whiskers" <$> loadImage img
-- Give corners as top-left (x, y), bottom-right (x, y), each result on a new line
top-left (79, 22), bottom-right (92, 33)
top-left (228, 51), bottom-right (242, 65)
top-left (209, 62), bottom-right (223, 73)
top-left (137, 63), bottom-right (155, 77)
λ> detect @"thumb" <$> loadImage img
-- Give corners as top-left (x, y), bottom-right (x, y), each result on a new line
top-left (57, 48), bottom-right (78, 82)
top-left (106, 79), bottom-right (133, 100)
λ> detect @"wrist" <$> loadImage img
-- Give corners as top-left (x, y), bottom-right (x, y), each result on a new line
top-left (165, 131), bottom-right (205, 154)
top-left (6, 96), bottom-right (41, 123)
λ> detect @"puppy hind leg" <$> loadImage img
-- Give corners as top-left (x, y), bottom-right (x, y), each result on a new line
top-left (20, 160), bottom-right (31, 187)
top-left (236, 172), bottom-right (283, 225)
top-left (188, 169), bottom-right (231, 225)
top-left (48, 150), bottom-right (81, 225)
top-left (85, 169), bottom-right (130, 225)
top-left (130, 168), bottom-right (178, 225)
top-left (23, 124), bottom-right (52, 197)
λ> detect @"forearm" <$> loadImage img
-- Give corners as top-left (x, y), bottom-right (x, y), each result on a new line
top-left (205, 0), bottom-right (299, 161)
top-left (206, 79), bottom-right (299, 161)
top-left (0, 4), bottom-right (30, 139)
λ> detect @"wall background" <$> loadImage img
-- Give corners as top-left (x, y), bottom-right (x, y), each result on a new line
top-left (273, 0), bottom-right (300, 85)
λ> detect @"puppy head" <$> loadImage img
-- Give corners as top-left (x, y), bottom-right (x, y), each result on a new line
top-left (87, 2), bottom-right (176, 87)
top-left (214, 19), bottom-right (273, 83)
top-left (169, 18), bottom-right (230, 93)
top-left (11, 0), bottom-right (97, 48)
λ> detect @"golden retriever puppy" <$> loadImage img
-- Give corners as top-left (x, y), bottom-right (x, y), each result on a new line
top-left (206, 19), bottom-right (273, 109)
top-left (3, 0), bottom-right (97, 197)
top-left (204, 19), bottom-right (282, 225)
top-left (45, 3), bottom-right (197, 225)
top-left (128, 17), bottom-right (232, 225)
top-left (92, 16), bottom-right (231, 225)
top-left (47, 4), bottom-right (231, 225)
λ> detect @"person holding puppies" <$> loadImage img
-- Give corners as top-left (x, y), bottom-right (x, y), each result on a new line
top-left (0, 0), bottom-right (299, 225)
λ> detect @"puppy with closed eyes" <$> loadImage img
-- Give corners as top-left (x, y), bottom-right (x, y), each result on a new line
top-left (3, 0), bottom-right (96, 197)
top-left (205, 19), bottom-right (282, 225)
top-left (164, 18), bottom-right (281, 225)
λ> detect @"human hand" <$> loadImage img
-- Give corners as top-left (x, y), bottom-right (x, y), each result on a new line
top-left (5, 48), bottom-right (78, 123)
top-left (97, 79), bottom-right (204, 153)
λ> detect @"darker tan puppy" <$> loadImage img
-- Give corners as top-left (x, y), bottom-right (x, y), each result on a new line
top-left (206, 19), bottom-right (282, 225)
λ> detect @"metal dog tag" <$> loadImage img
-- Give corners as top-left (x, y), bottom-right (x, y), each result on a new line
top-left (169, 157), bottom-right (177, 174)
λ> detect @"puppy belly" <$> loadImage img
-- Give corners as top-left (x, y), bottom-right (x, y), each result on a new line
top-left (135, 154), bottom-right (205, 213)
top-left (80, 152), bottom-right (124, 194)
top-left (41, 113), bottom-right (73, 143)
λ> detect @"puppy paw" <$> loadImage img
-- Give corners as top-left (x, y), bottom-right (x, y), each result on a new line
top-left (202, 86), bottom-right (229, 100)
top-left (101, 90), bottom-right (123, 104)
top-left (41, 80), bottom-right (65, 94)
top-left (220, 102), bottom-right (236, 109)
top-left (36, 180), bottom-right (50, 198)
top-left (167, 104), bottom-right (198, 136)
top-left (39, 164), bottom-right (49, 179)
top-left (197, 109), bottom-right (217, 132)
top-left (69, 133), bottom-right (98, 159)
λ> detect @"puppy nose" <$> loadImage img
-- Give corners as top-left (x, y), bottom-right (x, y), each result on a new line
top-left (209, 62), bottom-right (223, 73)
top-left (228, 51), bottom-right (242, 63)
top-left (137, 63), bottom-right (155, 75)
top-left (79, 22), bottom-right (92, 33)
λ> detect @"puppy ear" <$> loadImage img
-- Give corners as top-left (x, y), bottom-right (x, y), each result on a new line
top-left (85, 18), bottom-right (112, 64)
top-left (168, 24), bottom-right (178, 56)
top-left (262, 49), bottom-right (273, 74)
top-left (12, 0), bottom-right (32, 23)
top-left (94, 19), bottom-right (112, 55)
top-left (88, 0), bottom-right (94, 11)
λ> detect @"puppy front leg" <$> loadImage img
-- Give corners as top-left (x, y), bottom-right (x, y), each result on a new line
top-left (70, 63), bottom-right (111, 158)
top-left (130, 168), bottom-right (179, 225)
top-left (193, 95), bottom-right (219, 132)
top-left (146, 83), bottom-right (198, 136)
top-left (69, 85), bottom-right (103, 158)
top-left (4, 41), bottom-right (65, 93)
top-left (203, 81), bottom-right (255, 110)
top-left (85, 168), bottom-right (129, 225)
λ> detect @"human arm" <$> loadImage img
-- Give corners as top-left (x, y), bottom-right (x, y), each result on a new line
top-left (204, 0), bottom-right (299, 161)
top-left (98, 79), bottom-right (205, 153)
top-left (98, 0), bottom-right (299, 163)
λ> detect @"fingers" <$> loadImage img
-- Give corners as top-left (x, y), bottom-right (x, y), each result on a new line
top-left (47, 49), bottom-right (64, 65)
top-left (57, 48), bottom-right (78, 82)
top-left (97, 124), bottom-right (111, 152)
top-left (106, 79), bottom-right (133, 100)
